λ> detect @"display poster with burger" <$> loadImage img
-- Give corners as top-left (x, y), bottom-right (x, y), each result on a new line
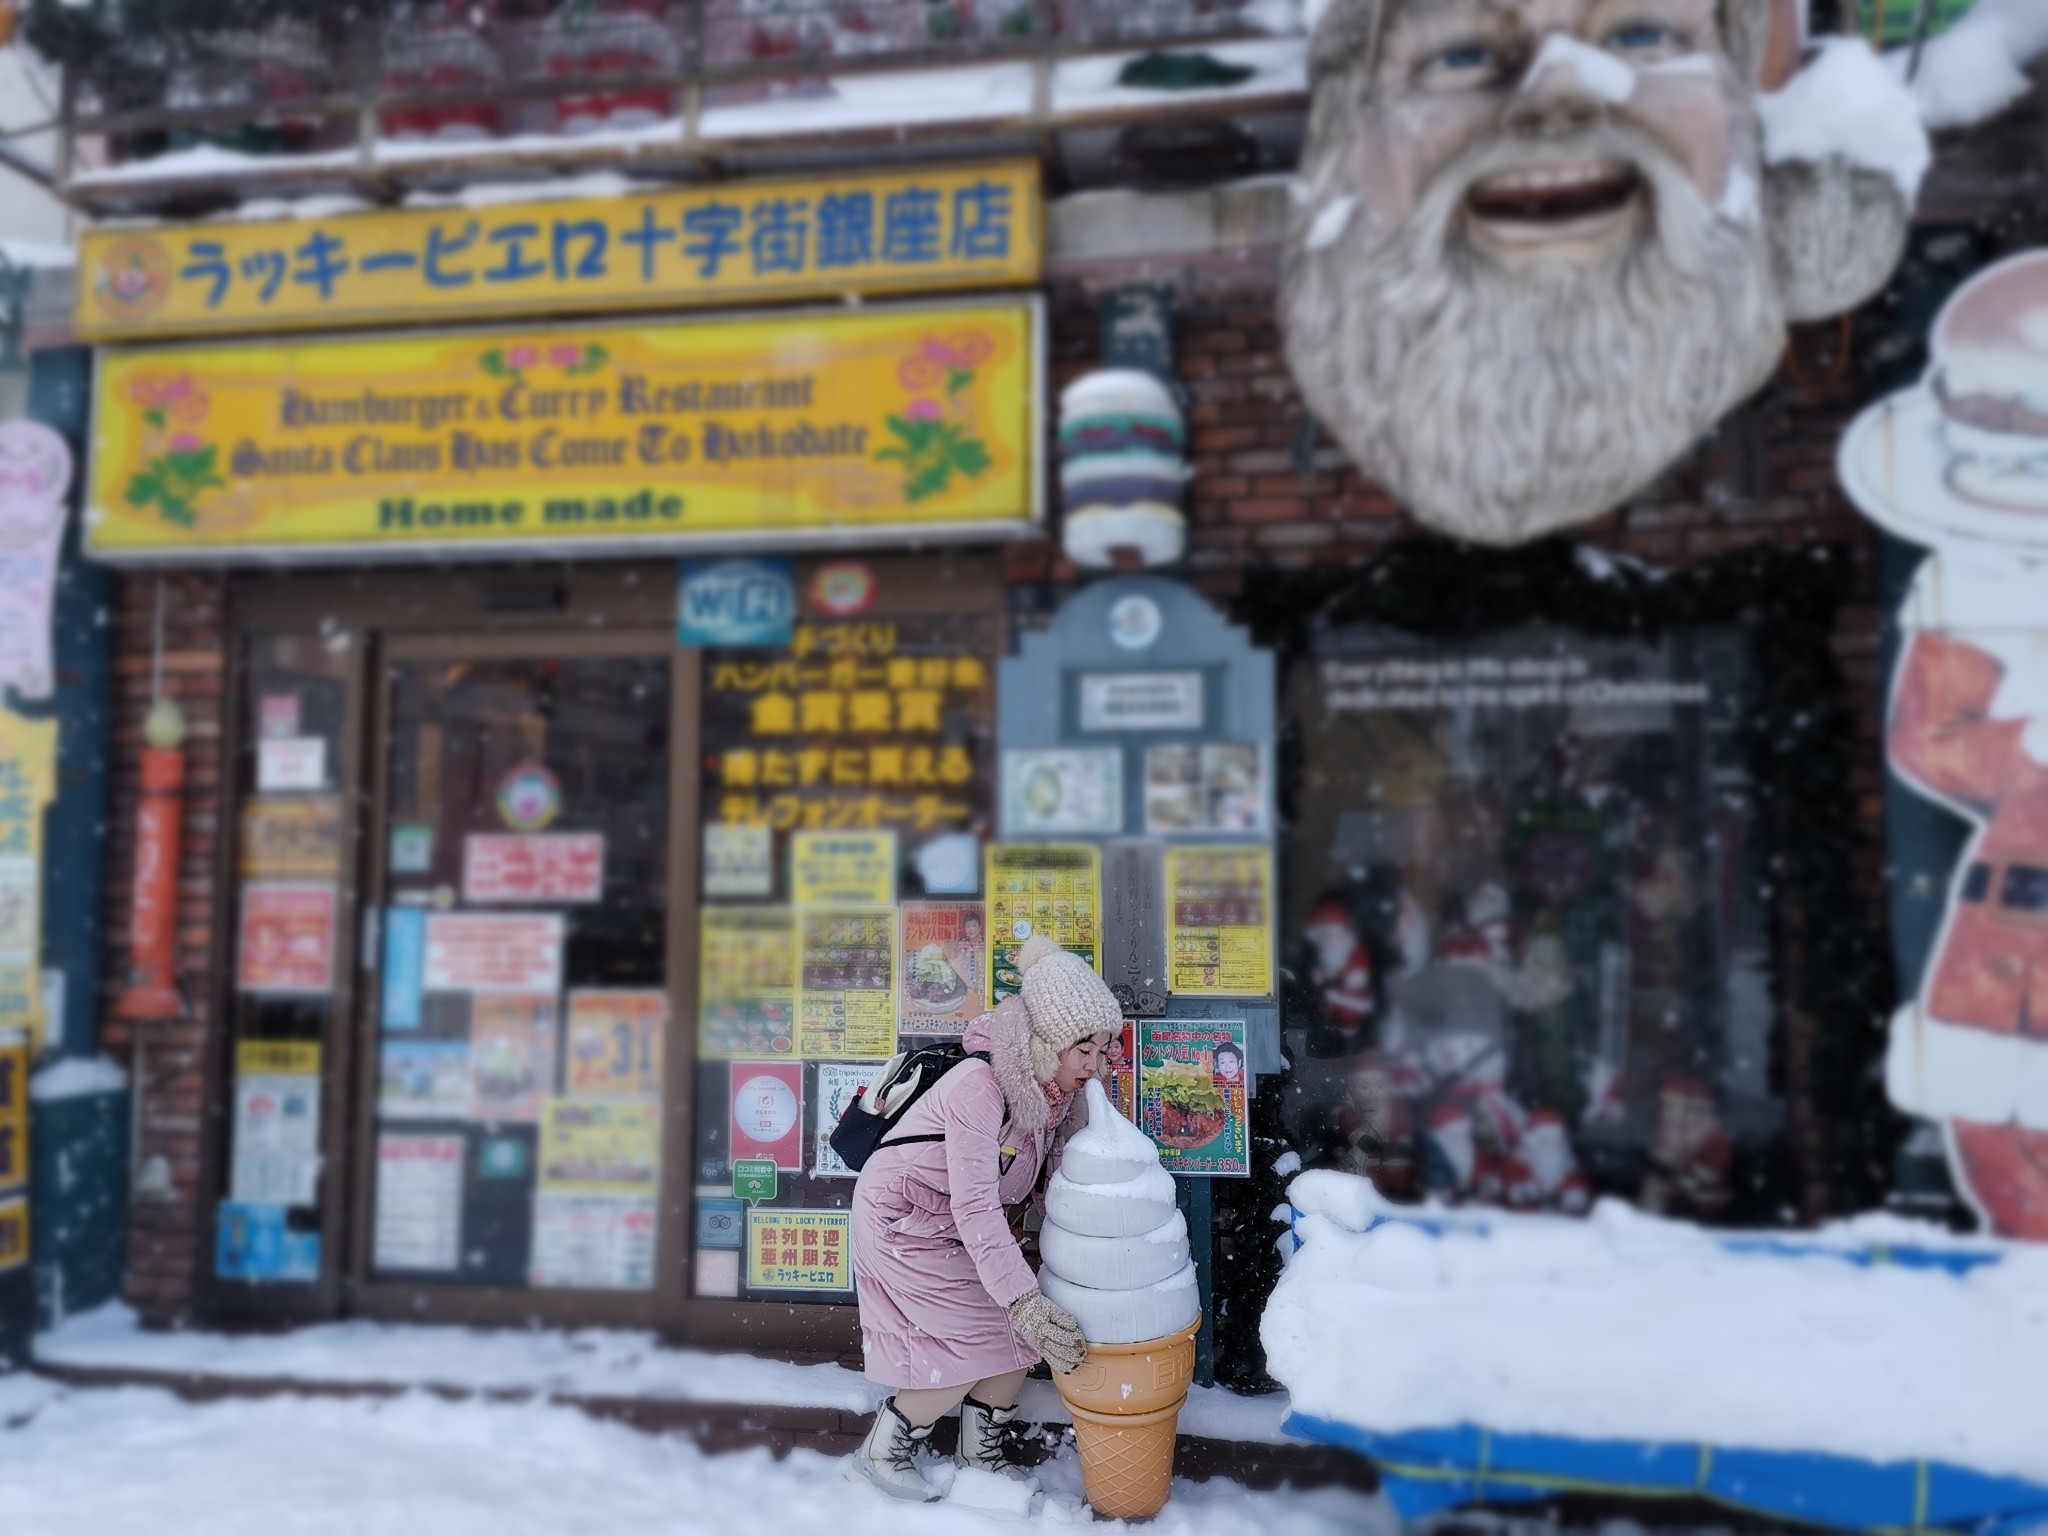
top-left (985, 843), bottom-right (1101, 1008)
top-left (898, 901), bottom-right (985, 1035)
top-left (1136, 1019), bottom-right (1249, 1177)
top-left (697, 906), bottom-right (796, 1059)
top-left (1840, 250), bottom-right (2048, 1241)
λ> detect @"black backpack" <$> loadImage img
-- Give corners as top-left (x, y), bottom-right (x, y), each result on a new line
top-left (828, 1044), bottom-right (990, 1174)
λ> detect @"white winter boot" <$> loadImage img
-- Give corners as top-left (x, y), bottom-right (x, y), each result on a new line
top-left (957, 1394), bottom-right (1027, 1481)
top-left (846, 1397), bottom-right (937, 1501)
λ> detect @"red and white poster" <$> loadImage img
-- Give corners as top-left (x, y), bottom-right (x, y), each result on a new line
top-left (729, 1061), bottom-right (804, 1172)
top-left (462, 834), bottom-right (605, 905)
top-left (237, 882), bottom-right (337, 995)
top-left (423, 912), bottom-right (564, 995)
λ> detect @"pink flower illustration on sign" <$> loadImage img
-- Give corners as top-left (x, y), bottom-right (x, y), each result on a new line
top-left (876, 332), bottom-right (996, 503)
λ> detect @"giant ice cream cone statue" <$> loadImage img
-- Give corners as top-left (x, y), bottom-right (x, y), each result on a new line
top-left (1042, 1080), bottom-right (1202, 1519)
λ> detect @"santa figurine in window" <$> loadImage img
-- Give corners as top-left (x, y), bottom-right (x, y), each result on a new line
top-left (1305, 891), bottom-right (1376, 1059)
top-left (1841, 250), bottom-right (2048, 1240)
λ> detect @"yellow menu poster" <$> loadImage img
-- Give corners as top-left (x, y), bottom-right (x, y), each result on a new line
top-left (1165, 846), bottom-right (1274, 997)
top-left (985, 843), bottom-right (1100, 1007)
top-left (795, 908), bottom-right (897, 1059)
top-left (698, 907), bottom-right (796, 1060)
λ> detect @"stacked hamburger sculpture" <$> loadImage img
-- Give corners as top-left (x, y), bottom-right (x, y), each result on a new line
top-left (1057, 371), bottom-right (1189, 570)
top-left (1040, 1078), bottom-right (1202, 1519)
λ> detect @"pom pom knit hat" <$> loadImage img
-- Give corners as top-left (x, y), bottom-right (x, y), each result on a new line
top-left (1017, 934), bottom-right (1124, 1084)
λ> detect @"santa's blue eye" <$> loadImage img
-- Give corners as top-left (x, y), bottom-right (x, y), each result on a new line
top-left (1419, 37), bottom-right (1504, 88)
top-left (1603, 20), bottom-right (1687, 56)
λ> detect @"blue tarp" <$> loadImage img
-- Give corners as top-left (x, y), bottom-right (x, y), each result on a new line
top-left (1284, 1414), bottom-right (2048, 1534)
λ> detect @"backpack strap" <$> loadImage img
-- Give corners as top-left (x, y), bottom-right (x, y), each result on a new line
top-left (873, 1052), bottom-right (995, 1153)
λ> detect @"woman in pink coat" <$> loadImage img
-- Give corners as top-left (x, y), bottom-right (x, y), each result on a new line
top-left (846, 935), bottom-right (1121, 1500)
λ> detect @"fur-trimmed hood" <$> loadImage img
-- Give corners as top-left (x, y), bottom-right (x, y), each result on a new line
top-left (963, 998), bottom-right (1058, 1136)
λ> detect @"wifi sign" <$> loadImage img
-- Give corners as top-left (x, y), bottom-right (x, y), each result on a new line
top-left (677, 557), bottom-right (795, 648)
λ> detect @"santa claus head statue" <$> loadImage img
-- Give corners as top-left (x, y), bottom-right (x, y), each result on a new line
top-left (1282, 0), bottom-right (1917, 545)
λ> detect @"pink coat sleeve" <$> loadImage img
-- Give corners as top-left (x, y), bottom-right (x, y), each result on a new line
top-left (941, 1065), bottom-right (1039, 1311)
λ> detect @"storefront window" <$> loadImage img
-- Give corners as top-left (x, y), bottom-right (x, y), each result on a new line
top-left (1287, 623), bottom-right (1785, 1223)
top-left (217, 634), bottom-right (353, 1286)
top-left (369, 652), bottom-right (671, 1291)
top-left (690, 605), bottom-right (997, 1305)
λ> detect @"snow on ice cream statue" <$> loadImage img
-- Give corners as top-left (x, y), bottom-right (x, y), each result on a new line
top-left (1039, 1077), bottom-right (1201, 1520)
top-left (1281, 0), bottom-right (1925, 547)
top-left (1841, 251), bottom-right (2048, 1240)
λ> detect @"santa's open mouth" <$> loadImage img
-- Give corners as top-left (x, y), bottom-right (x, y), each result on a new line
top-left (1464, 161), bottom-right (1641, 248)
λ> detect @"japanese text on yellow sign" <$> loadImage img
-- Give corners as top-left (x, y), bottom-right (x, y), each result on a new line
top-left (796, 909), bottom-right (897, 1060)
top-left (790, 831), bottom-right (897, 907)
top-left (0, 711), bottom-right (57, 1049)
top-left (698, 906), bottom-right (796, 1060)
top-left (707, 620), bottom-right (989, 837)
top-left (236, 1040), bottom-right (322, 1078)
top-left (537, 1099), bottom-right (661, 1196)
top-left (746, 1207), bottom-right (852, 1292)
top-left (1166, 847), bottom-right (1274, 997)
top-left (88, 300), bottom-right (1042, 563)
top-left (78, 161), bottom-right (1042, 341)
top-left (985, 844), bottom-right (1100, 1008)
top-left (565, 990), bottom-right (667, 1099)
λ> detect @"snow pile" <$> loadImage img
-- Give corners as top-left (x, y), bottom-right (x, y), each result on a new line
top-left (1039, 1079), bottom-right (1200, 1345)
top-left (1892, 0), bottom-right (2048, 132)
top-left (0, 1383), bottom-right (1387, 1536)
top-left (1759, 36), bottom-right (1931, 201)
top-left (30, 1056), bottom-right (128, 1102)
top-left (1264, 1170), bottom-right (2048, 1483)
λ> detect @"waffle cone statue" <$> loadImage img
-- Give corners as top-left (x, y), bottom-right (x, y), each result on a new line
top-left (1042, 1080), bottom-right (1203, 1519)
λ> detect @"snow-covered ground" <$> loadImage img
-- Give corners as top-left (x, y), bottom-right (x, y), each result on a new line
top-left (36, 1302), bottom-right (1299, 1445)
top-left (0, 1376), bottom-right (1384, 1536)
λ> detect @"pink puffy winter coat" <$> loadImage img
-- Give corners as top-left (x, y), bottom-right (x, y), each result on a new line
top-left (849, 998), bottom-right (1075, 1391)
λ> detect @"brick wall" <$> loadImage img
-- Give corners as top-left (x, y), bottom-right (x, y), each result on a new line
top-left (100, 270), bottom-right (1894, 1320)
top-left (100, 572), bottom-right (229, 1324)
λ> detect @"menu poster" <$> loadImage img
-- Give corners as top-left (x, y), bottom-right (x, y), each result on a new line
top-left (237, 883), bottom-right (338, 996)
top-left (230, 1049), bottom-right (322, 1208)
top-left (796, 909), bottom-right (897, 1059)
top-left (530, 1193), bottom-right (656, 1291)
top-left (729, 1060), bottom-right (804, 1172)
top-left (378, 1041), bottom-right (470, 1121)
top-left (423, 913), bottom-right (565, 996)
top-left (1165, 846), bottom-right (1274, 997)
top-left (467, 994), bottom-right (557, 1122)
top-left (564, 990), bottom-right (666, 1099)
top-left (746, 1207), bottom-right (853, 1293)
top-left (698, 906), bottom-right (796, 1059)
top-left (898, 901), bottom-right (985, 1035)
top-left (789, 831), bottom-right (898, 907)
top-left (985, 844), bottom-right (1101, 1007)
top-left (1136, 1018), bottom-right (1250, 1177)
top-left (537, 1099), bottom-right (661, 1196)
top-left (239, 796), bottom-right (343, 880)
top-left (372, 1133), bottom-right (465, 1271)
top-left (703, 822), bottom-right (773, 898)
top-left (813, 1062), bottom-right (881, 1178)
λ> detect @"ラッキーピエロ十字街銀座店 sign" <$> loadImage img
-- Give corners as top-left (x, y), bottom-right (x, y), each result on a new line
top-left (76, 162), bottom-right (1041, 341)
top-left (87, 299), bottom-right (1042, 562)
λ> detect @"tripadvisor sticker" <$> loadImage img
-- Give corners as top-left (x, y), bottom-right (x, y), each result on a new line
top-left (732, 1158), bottom-right (778, 1203)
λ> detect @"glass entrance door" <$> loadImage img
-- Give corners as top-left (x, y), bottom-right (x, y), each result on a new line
top-left (355, 632), bottom-right (678, 1315)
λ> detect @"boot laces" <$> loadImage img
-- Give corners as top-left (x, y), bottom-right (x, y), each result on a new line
top-left (890, 1416), bottom-right (929, 1472)
top-left (967, 1405), bottom-right (1008, 1465)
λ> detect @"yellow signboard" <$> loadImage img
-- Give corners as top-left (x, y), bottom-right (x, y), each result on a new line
top-left (88, 298), bottom-right (1042, 563)
top-left (746, 1207), bottom-right (851, 1292)
top-left (1165, 846), bottom-right (1274, 997)
top-left (0, 1197), bottom-right (26, 1272)
top-left (0, 1033), bottom-right (27, 1196)
top-left (0, 711), bottom-right (57, 1049)
top-left (236, 1039), bottom-right (322, 1078)
top-left (76, 161), bottom-right (1041, 341)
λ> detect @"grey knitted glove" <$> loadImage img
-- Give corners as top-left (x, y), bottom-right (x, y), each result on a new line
top-left (1009, 1288), bottom-right (1087, 1374)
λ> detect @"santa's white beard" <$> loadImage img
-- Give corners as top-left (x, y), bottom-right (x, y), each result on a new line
top-left (1284, 125), bottom-right (1785, 544)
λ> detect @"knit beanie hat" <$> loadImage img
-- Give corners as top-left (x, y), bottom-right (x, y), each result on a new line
top-left (1017, 934), bottom-right (1124, 1084)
